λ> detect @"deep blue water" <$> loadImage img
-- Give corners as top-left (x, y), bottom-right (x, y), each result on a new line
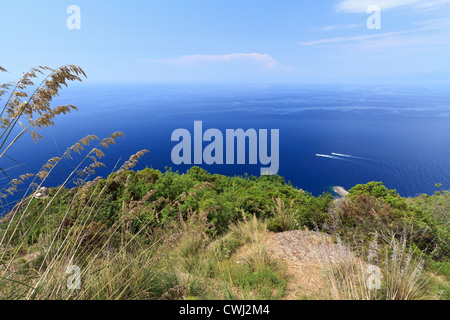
top-left (2, 84), bottom-right (450, 212)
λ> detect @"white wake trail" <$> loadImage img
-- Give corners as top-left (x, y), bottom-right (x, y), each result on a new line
top-left (331, 153), bottom-right (371, 160)
top-left (331, 153), bottom-right (355, 158)
top-left (316, 154), bottom-right (341, 159)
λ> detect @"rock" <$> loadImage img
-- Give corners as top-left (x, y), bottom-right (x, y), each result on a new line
top-left (333, 186), bottom-right (349, 197)
top-left (34, 187), bottom-right (48, 198)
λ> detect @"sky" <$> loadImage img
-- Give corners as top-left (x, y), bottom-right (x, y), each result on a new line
top-left (0, 0), bottom-right (450, 85)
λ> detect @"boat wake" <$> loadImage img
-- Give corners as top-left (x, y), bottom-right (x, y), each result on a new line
top-left (316, 154), bottom-right (342, 160)
top-left (331, 153), bottom-right (364, 159)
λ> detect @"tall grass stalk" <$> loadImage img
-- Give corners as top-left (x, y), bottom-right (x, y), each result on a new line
top-left (0, 65), bottom-right (160, 299)
top-left (315, 231), bottom-right (429, 300)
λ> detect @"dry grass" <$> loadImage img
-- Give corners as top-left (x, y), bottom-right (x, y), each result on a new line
top-left (314, 231), bottom-right (429, 300)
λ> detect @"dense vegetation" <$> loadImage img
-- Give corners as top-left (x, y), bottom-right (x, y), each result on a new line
top-left (9, 168), bottom-right (448, 260)
top-left (12, 167), bottom-right (332, 240)
top-left (1, 166), bottom-right (448, 299)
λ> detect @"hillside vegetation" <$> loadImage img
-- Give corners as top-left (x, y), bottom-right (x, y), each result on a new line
top-left (1, 166), bottom-right (448, 300)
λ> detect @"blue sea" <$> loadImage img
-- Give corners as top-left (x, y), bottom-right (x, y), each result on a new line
top-left (2, 84), bottom-right (450, 211)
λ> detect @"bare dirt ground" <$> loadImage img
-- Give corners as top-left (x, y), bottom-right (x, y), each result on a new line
top-left (266, 230), bottom-right (355, 300)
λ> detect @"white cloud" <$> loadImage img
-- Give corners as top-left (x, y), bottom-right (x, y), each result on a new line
top-left (300, 28), bottom-right (424, 46)
top-left (147, 53), bottom-right (282, 68)
top-left (414, 17), bottom-right (450, 27)
top-left (321, 1), bottom-right (450, 51)
top-left (299, 26), bottom-right (449, 50)
top-left (335, 0), bottom-right (450, 13)
top-left (321, 24), bottom-right (363, 31)
top-left (414, 0), bottom-right (450, 10)
top-left (348, 33), bottom-right (446, 50)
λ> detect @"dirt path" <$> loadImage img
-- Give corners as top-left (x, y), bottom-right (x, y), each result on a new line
top-left (266, 230), bottom-right (354, 300)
